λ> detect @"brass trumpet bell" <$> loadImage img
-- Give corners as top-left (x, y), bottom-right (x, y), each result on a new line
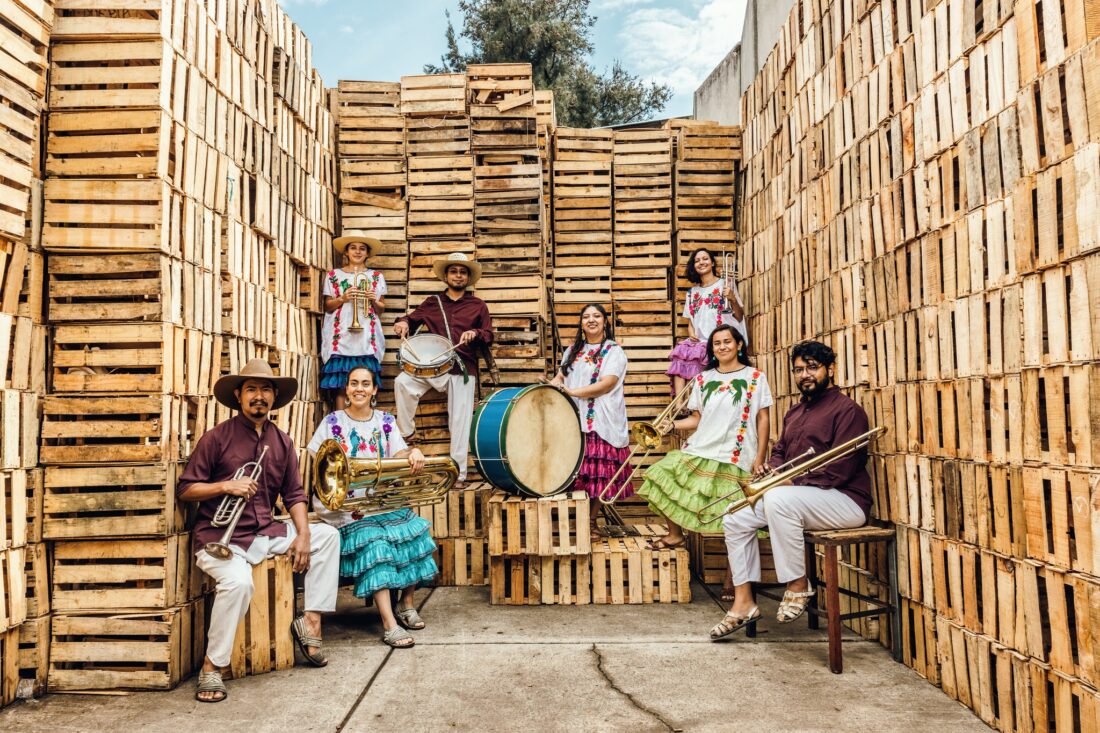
top-left (313, 439), bottom-right (458, 515)
top-left (346, 273), bottom-right (370, 333)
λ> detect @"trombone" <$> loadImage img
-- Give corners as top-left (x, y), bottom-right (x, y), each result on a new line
top-left (694, 426), bottom-right (885, 526)
top-left (205, 445), bottom-right (269, 560)
top-left (597, 381), bottom-right (694, 505)
top-left (347, 272), bottom-right (371, 332)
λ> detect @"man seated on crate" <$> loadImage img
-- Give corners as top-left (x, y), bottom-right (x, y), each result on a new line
top-left (178, 358), bottom-right (340, 703)
top-left (711, 340), bottom-right (876, 640)
top-left (393, 252), bottom-right (493, 489)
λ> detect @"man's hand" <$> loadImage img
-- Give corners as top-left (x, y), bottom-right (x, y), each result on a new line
top-left (407, 448), bottom-right (426, 475)
top-left (221, 477), bottom-right (257, 499)
top-left (752, 462), bottom-right (772, 479)
top-left (458, 329), bottom-right (478, 346)
top-left (288, 531), bottom-right (311, 573)
top-left (394, 321), bottom-right (409, 338)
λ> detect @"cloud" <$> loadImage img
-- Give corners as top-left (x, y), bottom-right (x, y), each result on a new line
top-left (592, 0), bottom-right (655, 12)
top-left (340, 24), bottom-right (354, 33)
top-left (617, 0), bottom-right (747, 95)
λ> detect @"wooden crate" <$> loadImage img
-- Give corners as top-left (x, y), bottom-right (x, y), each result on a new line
top-left (51, 535), bottom-right (205, 612)
top-left (400, 74), bottom-right (466, 117)
top-left (0, 627), bottom-right (16, 707)
top-left (1, 470), bottom-right (29, 549)
top-left (226, 555), bottom-right (295, 679)
top-left (487, 490), bottom-right (590, 556)
top-left (676, 125), bottom-right (741, 162)
top-left (48, 40), bottom-right (173, 111)
top-left (489, 555), bottom-right (591, 606)
top-left (407, 154), bottom-right (473, 199)
top-left (51, 323), bottom-right (218, 395)
top-left (470, 117), bottom-right (537, 150)
top-left (415, 484), bottom-right (490, 539)
top-left (590, 529), bottom-right (692, 604)
top-left (0, 548), bottom-right (26, 632)
top-left (407, 197), bottom-right (473, 240)
top-left (23, 542), bottom-right (48, 619)
top-left (467, 63), bottom-right (534, 111)
top-left (0, 389), bottom-right (38, 469)
top-left (16, 614), bottom-right (50, 699)
top-left (405, 117), bottom-right (472, 159)
top-left (43, 463), bottom-right (186, 540)
top-left (40, 394), bottom-right (203, 464)
top-left (434, 538), bottom-right (489, 587)
top-left (688, 531), bottom-right (778, 585)
top-left (48, 601), bottom-right (205, 692)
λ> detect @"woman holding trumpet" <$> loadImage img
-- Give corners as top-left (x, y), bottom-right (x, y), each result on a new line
top-left (322, 235), bottom-right (387, 409)
top-left (306, 365), bottom-right (436, 649)
top-left (636, 324), bottom-right (771, 551)
top-left (667, 248), bottom-right (747, 403)
top-left (549, 304), bottom-right (631, 538)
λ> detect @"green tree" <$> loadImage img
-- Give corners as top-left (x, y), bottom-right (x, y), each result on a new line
top-left (426, 0), bottom-right (672, 126)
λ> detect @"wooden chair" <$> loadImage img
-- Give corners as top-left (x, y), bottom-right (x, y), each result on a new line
top-left (750, 525), bottom-right (901, 674)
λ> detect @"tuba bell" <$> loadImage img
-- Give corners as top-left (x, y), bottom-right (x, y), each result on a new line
top-left (312, 438), bottom-right (458, 515)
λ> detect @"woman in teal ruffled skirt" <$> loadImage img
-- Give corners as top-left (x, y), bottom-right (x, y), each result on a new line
top-left (637, 324), bottom-right (773, 549)
top-left (307, 366), bottom-right (437, 649)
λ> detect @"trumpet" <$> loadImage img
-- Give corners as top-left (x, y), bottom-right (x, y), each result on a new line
top-left (597, 381), bottom-right (694, 505)
top-left (694, 426), bottom-right (885, 526)
top-left (205, 445), bottom-right (269, 560)
top-left (347, 272), bottom-right (371, 333)
top-left (313, 437), bottom-right (458, 515)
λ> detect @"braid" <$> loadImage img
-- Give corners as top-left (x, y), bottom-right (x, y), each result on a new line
top-left (561, 303), bottom-right (612, 376)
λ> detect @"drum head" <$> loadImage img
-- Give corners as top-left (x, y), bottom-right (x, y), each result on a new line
top-left (400, 333), bottom-right (453, 366)
top-left (504, 385), bottom-right (583, 497)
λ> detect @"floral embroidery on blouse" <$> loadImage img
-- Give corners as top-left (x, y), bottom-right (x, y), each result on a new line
top-left (582, 341), bottom-right (615, 431)
top-left (687, 285), bottom-right (731, 325)
top-left (729, 370), bottom-right (761, 465)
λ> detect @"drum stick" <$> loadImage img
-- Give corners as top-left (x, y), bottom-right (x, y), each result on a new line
top-left (401, 336), bottom-right (424, 362)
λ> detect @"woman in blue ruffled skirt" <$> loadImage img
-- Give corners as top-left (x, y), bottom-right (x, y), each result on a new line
top-left (307, 366), bottom-right (437, 648)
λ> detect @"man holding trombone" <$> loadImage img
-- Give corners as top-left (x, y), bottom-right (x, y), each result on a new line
top-left (709, 341), bottom-right (877, 640)
top-left (178, 359), bottom-right (340, 702)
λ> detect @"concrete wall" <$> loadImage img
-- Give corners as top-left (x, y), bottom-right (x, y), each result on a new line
top-left (693, 0), bottom-right (795, 124)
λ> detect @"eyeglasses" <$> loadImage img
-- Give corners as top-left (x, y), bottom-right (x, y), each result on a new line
top-left (791, 363), bottom-right (823, 375)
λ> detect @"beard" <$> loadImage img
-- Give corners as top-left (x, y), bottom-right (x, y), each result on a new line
top-left (245, 400), bottom-right (270, 418)
top-left (798, 375), bottom-right (831, 398)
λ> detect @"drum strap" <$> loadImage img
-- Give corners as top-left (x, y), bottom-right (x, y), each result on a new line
top-left (436, 295), bottom-right (470, 384)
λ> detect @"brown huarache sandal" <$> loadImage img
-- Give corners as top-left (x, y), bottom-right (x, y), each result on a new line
top-left (709, 607), bottom-right (761, 641)
top-left (776, 586), bottom-right (816, 623)
top-left (647, 536), bottom-right (686, 551)
top-left (195, 670), bottom-right (228, 703)
top-left (291, 616), bottom-right (328, 667)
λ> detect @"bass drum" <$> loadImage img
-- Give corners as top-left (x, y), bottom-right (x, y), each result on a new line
top-left (470, 384), bottom-right (583, 497)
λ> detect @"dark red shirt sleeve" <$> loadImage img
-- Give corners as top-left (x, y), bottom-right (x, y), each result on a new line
top-left (279, 440), bottom-right (306, 510)
top-left (177, 429), bottom-right (220, 498)
top-left (472, 299), bottom-right (493, 346)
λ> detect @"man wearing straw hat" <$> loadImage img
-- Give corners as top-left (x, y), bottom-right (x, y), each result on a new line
top-left (393, 252), bottom-right (493, 489)
top-left (178, 359), bottom-right (340, 702)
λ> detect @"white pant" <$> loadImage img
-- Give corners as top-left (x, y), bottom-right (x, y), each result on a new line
top-left (196, 521), bottom-right (340, 668)
top-left (722, 485), bottom-right (865, 585)
top-left (394, 371), bottom-right (475, 480)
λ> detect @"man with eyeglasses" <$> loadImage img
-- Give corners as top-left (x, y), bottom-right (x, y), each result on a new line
top-left (715, 340), bottom-right (872, 636)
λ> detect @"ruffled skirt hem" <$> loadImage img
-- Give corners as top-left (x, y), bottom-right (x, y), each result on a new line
top-left (337, 509), bottom-right (438, 597)
top-left (574, 432), bottom-right (634, 500)
top-left (635, 451), bottom-right (748, 533)
top-left (321, 354), bottom-right (382, 390)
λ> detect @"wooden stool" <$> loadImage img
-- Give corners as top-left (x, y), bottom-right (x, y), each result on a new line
top-left (753, 525), bottom-right (900, 674)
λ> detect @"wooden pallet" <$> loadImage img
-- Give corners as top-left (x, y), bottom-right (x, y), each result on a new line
top-left (43, 463), bottom-right (186, 540)
top-left (0, 548), bottom-right (26, 632)
top-left (51, 535), bottom-right (205, 612)
top-left (434, 537), bottom-right (489, 587)
top-left (487, 490), bottom-right (590, 556)
top-left (590, 526), bottom-right (691, 604)
top-left (47, 601), bottom-right (205, 692)
top-left (0, 626), bottom-right (17, 707)
top-left (16, 614), bottom-right (50, 699)
top-left (23, 542), bottom-right (48, 619)
top-left (415, 484), bottom-right (490, 539)
top-left (489, 554), bottom-right (591, 605)
top-left (0, 389), bottom-right (37, 469)
top-left (687, 531), bottom-right (778, 585)
top-left (226, 555), bottom-right (295, 679)
top-left (1, 469), bottom-right (30, 549)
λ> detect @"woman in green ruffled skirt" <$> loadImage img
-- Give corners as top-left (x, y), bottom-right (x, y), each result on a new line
top-left (307, 366), bottom-right (437, 649)
top-left (638, 324), bottom-right (773, 549)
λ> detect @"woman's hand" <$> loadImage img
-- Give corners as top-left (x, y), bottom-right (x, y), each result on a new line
top-left (407, 448), bottom-right (426, 475)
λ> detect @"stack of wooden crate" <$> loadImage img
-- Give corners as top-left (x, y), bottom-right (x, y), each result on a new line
top-left (419, 483), bottom-right (491, 587)
top-left (0, 0), bottom-right (52, 706)
top-left (739, 0), bottom-right (1100, 727)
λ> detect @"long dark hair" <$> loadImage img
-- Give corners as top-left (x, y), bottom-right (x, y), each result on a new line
top-left (705, 324), bottom-right (752, 369)
top-left (685, 247), bottom-right (721, 285)
top-left (561, 304), bottom-right (613, 376)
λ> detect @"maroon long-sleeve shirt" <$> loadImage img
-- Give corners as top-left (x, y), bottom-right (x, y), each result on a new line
top-left (769, 385), bottom-right (873, 518)
top-left (397, 291), bottom-right (494, 376)
top-left (178, 414), bottom-right (306, 553)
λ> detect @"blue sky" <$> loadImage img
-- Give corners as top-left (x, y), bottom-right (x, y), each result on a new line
top-left (281, 0), bottom-right (747, 118)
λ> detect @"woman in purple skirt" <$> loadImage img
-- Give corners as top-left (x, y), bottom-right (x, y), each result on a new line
top-left (668, 248), bottom-right (747, 403)
top-left (549, 304), bottom-right (630, 538)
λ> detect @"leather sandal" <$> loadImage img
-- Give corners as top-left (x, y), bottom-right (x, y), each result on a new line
top-left (709, 607), bottom-right (760, 641)
top-left (195, 670), bottom-right (227, 703)
top-left (776, 586), bottom-right (815, 623)
top-left (291, 616), bottom-right (328, 667)
top-left (383, 626), bottom-right (415, 648)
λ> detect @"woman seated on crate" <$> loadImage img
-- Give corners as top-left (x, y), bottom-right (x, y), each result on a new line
top-left (307, 365), bottom-right (437, 649)
top-left (636, 324), bottom-right (772, 552)
top-left (666, 248), bottom-right (747, 403)
top-left (321, 235), bottom-right (387, 409)
top-left (548, 303), bottom-right (630, 539)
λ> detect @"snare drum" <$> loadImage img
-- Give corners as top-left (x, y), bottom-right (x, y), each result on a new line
top-left (398, 333), bottom-right (455, 378)
top-left (470, 384), bottom-right (584, 497)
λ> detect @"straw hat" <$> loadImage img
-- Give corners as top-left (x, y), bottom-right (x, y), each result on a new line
top-left (214, 358), bottom-right (298, 411)
top-left (333, 235), bottom-right (382, 256)
top-left (432, 252), bottom-right (482, 286)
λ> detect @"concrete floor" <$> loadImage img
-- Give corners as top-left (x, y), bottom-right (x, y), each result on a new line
top-left (2, 584), bottom-right (988, 732)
